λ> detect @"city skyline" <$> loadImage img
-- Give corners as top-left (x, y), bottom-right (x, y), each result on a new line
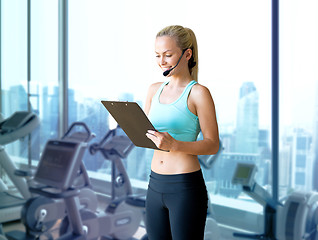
top-left (2, 81), bottom-right (315, 197)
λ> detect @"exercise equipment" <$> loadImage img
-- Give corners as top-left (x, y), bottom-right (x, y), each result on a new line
top-left (0, 111), bottom-right (39, 223)
top-left (276, 191), bottom-right (318, 240)
top-left (232, 162), bottom-right (318, 240)
top-left (87, 125), bottom-right (147, 239)
top-left (232, 163), bottom-right (279, 239)
top-left (4, 122), bottom-right (97, 240)
top-left (89, 126), bottom-right (136, 200)
top-left (9, 125), bottom-right (145, 240)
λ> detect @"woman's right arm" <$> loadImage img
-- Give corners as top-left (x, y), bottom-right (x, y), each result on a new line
top-left (144, 82), bottom-right (161, 115)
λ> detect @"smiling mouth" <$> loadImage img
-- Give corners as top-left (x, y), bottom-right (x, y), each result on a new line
top-left (162, 67), bottom-right (171, 71)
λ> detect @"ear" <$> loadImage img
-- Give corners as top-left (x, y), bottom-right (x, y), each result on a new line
top-left (185, 48), bottom-right (193, 61)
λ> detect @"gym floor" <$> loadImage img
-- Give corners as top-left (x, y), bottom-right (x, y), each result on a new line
top-left (1, 186), bottom-right (147, 239)
top-left (2, 220), bottom-right (147, 239)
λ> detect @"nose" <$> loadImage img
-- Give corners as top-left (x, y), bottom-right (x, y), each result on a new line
top-left (159, 56), bottom-right (166, 66)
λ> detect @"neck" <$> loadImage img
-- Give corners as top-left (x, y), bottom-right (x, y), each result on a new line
top-left (168, 69), bottom-right (192, 86)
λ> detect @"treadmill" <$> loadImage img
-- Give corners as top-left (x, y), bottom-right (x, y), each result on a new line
top-left (0, 111), bottom-right (39, 223)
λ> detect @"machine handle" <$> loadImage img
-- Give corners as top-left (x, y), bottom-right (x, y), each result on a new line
top-left (29, 186), bottom-right (80, 199)
top-left (89, 129), bottom-right (115, 155)
top-left (62, 122), bottom-right (93, 142)
top-left (99, 127), bottom-right (117, 146)
top-left (89, 126), bottom-right (134, 158)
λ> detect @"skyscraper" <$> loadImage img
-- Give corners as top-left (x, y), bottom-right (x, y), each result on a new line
top-left (291, 129), bottom-right (312, 191)
top-left (235, 82), bottom-right (259, 154)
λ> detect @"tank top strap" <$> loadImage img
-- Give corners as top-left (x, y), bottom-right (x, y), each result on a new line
top-left (153, 81), bottom-right (169, 102)
top-left (177, 80), bottom-right (197, 104)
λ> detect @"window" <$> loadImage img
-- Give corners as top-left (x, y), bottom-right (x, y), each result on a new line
top-left (295, 172), bottom-right (305, 186)
top-left (280, 0), bottom-right (318, 195)
top-left (4, 0), bottom-right (317, 237)
top-left (30, 0), bottom-right (59, 154)
top-left (296, 154), bottom-right (306, 168)
top-left (0, 0), bottom-right (58, 187)
top-left (1, 0), bottom-right (28, 161)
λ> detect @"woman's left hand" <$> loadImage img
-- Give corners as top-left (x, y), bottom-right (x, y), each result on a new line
top-left (146, 130), bottom-right (175, 151)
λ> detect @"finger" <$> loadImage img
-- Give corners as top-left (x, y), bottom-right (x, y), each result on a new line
top-left (147, 130), bottom-right (157, 136)
top-left (146, 133), bottom-right (160, 147)
top-left (146, 133), bottom-right (156, 142)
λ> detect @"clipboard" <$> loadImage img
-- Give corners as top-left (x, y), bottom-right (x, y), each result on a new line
top-left (101, 100), bottom-right (163, 151)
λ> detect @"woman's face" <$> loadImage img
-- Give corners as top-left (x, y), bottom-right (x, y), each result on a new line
top-left (155, 36), bottom-right (184, 76)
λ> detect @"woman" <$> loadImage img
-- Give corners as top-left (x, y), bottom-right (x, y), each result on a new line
top-left (144, 25), bottom-right (219, 240)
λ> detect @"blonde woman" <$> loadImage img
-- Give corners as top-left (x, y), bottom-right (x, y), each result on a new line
top-left (144, 25), bottom-right (219, 240)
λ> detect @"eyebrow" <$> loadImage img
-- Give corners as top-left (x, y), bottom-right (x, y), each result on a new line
top-left (155, 50), bottom-right (173, 54)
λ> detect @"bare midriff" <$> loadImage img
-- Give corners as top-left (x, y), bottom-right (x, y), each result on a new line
top-left (151, 150), bottom-right (201, 174)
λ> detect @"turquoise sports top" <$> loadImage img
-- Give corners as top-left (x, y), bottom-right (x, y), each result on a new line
top-left (148, 80), bottom-right (200, 142)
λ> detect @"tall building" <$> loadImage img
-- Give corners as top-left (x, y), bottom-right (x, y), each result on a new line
top-left (291, 129), bottom-right (313, 191)
top-left (235, 82), bottom-right (259, 154)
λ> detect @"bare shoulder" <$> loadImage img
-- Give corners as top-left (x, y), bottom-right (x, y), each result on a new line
top-left (149, 81), bottom-right (164, 91)
top-left (191, 83), bottom-right (214, 103)
top-left (147, 82), bottom-right (162, 98)
top-left (192, 82), bottom-right (210, 93)
top-left (144, 82), bottom-right (164, 114)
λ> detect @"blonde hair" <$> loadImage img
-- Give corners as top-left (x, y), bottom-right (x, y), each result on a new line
top-left (156, 25), bottom-right (198, 82)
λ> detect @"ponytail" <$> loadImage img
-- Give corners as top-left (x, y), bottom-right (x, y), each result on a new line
top-left (185, 28), bottom-right (198, 82)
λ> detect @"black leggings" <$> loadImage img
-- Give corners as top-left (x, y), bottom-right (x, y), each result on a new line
top-left (145, 170), bottom-right (208, 240)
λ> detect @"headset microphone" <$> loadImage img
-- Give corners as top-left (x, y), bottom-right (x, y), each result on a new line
top-left (163, 49), bottom-right (187, 77)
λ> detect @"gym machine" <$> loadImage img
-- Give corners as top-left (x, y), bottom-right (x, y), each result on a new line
top-left (5, 122), bottom-right (97, 240)
top-left (232, 162), bottom-right (318, 240)
top-left (6, 124), bottom-right (146, 240)
top-left (0, 111), bottom-right (39, 223)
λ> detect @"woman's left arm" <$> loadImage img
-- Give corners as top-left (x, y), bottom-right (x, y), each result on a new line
top-left (146, 84), bottom-right (219, 155)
